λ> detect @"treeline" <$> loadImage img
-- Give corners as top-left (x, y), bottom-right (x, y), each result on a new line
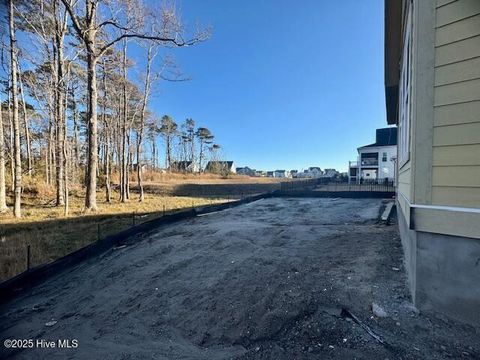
top-left (0, 0), bottom-right (213, 217)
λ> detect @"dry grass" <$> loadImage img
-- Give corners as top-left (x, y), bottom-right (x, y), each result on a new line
top-left (0, 186), bottom-right (231, 282)
top-left (138, 171), bottom-right (287, 185)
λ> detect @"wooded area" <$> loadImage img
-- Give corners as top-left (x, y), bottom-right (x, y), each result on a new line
top-left (0, 0), bottom-right (217, 218)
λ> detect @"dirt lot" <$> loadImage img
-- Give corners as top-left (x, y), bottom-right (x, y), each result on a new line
top-left (1, 198), bottom-right (479, 359)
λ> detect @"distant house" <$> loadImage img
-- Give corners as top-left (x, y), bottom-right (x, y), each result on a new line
top-left (322, 168), bottom-right (340, 178)
top-left (307, 167), bottom-right (323, 178)
top-left (170, 161), bottom-right (198, 173)
top-left (348, 127), bottom-right (397, 183)
top-left (295, 167), bottom-right (322, 178)
top-left (266, 171), bottom-right (274, 178)
top-left (255, 170), bottom-right (267, 177)
top-left (274, 170), bottom-right (290, 178)
top-left (295, 170), bottom-right (307, 178)
top-left (290, 170), bottom-right (298, 178)
top-left (205, 161), bottom-right (236, 174)
top-left (236, 166), bottom-right (256, 176)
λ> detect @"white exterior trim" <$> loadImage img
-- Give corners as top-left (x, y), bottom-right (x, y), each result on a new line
top-left (398, 191), bottom-right (480, 239)
top-left (399, 191), bottom-right (480, 214)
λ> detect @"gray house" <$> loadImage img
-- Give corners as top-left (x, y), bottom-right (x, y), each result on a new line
top-left (205, 161), bottom-right (236, 174)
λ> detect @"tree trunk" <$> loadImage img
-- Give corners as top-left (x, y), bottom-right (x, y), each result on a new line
top-left (102, 61), bottom-right (111, 203)
top-left (70, 83), bottom-right (80, 178)
top-left (63, 69), bottom-right (69, 216)
top-left (63, 120), bottom-right (69, 216)
top-left (85, 44), bottom-right (98, 211)
top-left (190, 134), bottom-right (195, 172)
top-left (151, 139), bottom-right (156, 170)
top-left (166, 136), bottom-right (171, 170)
top-left (18, 72), bottom-right (33, 176)
top-left (120, 40), bottom-right (128, 202)
top-left (136, 46), bottom-right (153, 202)
top-left (48, 120), bottom-right (55, 185)
top-left (54, 29), bottom-right (65, 206)
top-left (7, 82), bottom-right (14, 191)
top-left (126, 129), bottom-right (131, 199)
top-left (9, 0), bottom-right (21, 218)
top-left (45, 145), bottom-right (49, 185)
top-left (199, 139), bottom-right (204, 172)
top-left (0, 96), bottom-right (7, 212)
top-left (105, 145), bottom-right (111, 202)
top-left (136, 134), bottom-right (143, 202)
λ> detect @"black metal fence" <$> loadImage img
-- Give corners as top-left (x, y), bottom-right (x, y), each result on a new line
top-left (280, 178), bottom-right (395, 192)
top-left (280, 178), bottom-right (318, 191)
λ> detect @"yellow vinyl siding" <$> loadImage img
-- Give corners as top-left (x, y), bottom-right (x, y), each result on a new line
top-left (432, 166), bottom-right (480, 187)
top-left (437, 0), bottom-right (457, 8)
top-left (435, 35), bottom-right (480, 66)
top-left (397, 162), bottom-right (412, 217)
top-left (433, 123), bottom-right (480, 146)
top-left (432, 187), bottom-right (480, 207)
top-left (435, 13), bottom-right (480, 46)
top-left (432, 0), bottom-right (480, 207)
top-left (436, 0), bottom-right (480, 28)
top-left (433, 144), bottom-right (480, 166)
top-left (435, 57), bottom-right (480, 86)
top-left (434, 100), bottom-right (480, 126)
top-left (434, 78), bottom-right (480, 105)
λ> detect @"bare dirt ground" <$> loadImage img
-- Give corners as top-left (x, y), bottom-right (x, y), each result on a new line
top-left (1, 198), bottom-right (479, 359)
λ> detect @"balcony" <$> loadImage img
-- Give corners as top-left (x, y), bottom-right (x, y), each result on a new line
top-left (361, 158), bottom-right (379, 167)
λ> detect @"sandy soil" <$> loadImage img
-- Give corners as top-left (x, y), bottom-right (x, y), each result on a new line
top-left (1, 198), bottom-right (479, 359)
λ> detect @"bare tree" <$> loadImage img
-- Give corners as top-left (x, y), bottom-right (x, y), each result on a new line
top-left (120, 39), bottom-right (129, 202)
top-left (0, 95), bottom-right (7, 212)
top-left (136, 43), bottom-right (158, 202)
top-left (18, 67), bottom-right (33, 176)
top-left (9, 0), bottom-right (21, 218)
top-left (60, 0), bottom-right (209, 211)
top-left (53, 0), bottom-right (69, 206)
top-left (159, 115), bottom-right (177, 170)
top-left (195, 127), bottom-right (214, 172)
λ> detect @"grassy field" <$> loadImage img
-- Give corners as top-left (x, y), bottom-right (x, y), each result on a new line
top-left (0, 187), bottom-right (231, 282)
top-left (139, 171), bottom-right (287, 185)
top-left (137, 172), bottom-right (288, 196)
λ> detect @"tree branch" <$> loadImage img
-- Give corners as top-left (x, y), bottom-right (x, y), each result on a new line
top-left (97, 20), bottom-right (130, 32)
top-left (59, 0), bottom-right (84, 40)
top-left (97, 32), bottom-right (208, 60)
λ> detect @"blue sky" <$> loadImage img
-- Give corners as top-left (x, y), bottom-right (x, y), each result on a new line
top-left (137, 0), bottom-right (387, 172)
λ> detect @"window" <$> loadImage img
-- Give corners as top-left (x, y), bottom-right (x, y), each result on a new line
top-left (361, 152), bottom-right (379, 166)
top-left (398, 2), bottom-right (413, 166)
top-left (382, 152), bottom-right (387, 162)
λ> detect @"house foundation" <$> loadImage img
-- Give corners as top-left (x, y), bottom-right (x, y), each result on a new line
top-left (397, 202), bottom-right (480, 326)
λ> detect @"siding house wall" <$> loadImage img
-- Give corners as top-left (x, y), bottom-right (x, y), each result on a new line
top-left (386, 0), bottom-right (480, 325)
top-left (432, 0), bottom-right (480, 207)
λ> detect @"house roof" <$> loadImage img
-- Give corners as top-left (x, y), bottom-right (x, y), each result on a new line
top-left (170, 161), bottom-right (193, 170)
top-left (384, 0), bottom-right (403, 125)
top-left (205, 161), bottom-right (234, 169)
top-left (236, 166), bottom-right (253, 171)
top-left (358, 127), bottom-right (397, 149)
